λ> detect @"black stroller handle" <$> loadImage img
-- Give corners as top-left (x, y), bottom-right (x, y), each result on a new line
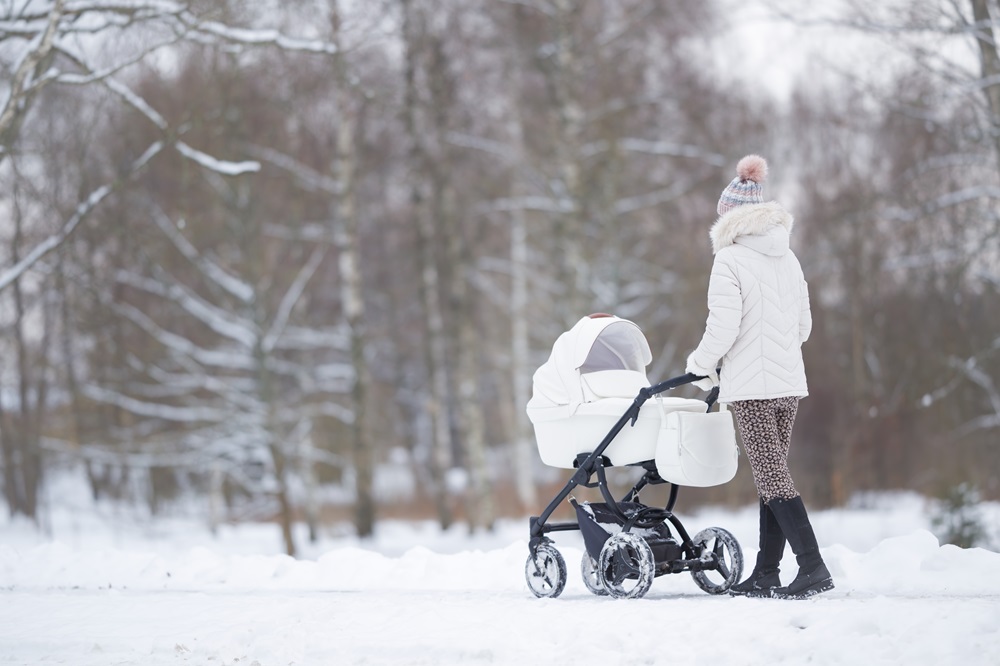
top-left (648, 372), bottom-right (703, 395)
top-left (630, 373), bottom-right (719, 422)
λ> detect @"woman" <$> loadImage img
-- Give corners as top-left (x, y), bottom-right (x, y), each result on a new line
top-left (685, 154), bottom-right (834, 599)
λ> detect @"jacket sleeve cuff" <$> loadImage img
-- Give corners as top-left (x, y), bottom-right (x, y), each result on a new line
top-left (685, 351), bottom-right (715, 377)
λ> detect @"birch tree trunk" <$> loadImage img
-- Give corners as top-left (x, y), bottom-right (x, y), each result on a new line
top-left (402, 0), bottom-right (453, 529)
top-left (331, 0), bottom-right (375, 537)
top-left (549, 0), bottom-right (588, 326)
top-left (506, 114), bottom-right (538, 512)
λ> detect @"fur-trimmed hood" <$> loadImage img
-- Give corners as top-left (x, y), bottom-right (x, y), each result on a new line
top-left (709, 201), bottom-right (794, 256)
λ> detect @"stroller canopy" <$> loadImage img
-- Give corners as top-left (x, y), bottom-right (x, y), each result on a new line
top-left (527, 314), bottom-right (652, 422)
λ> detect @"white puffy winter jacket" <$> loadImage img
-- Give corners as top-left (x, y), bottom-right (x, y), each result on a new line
top-left (686, 201), bottom-right (812, 403)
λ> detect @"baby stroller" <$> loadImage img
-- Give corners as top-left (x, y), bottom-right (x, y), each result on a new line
top-left (524, 314), bottom-right (744, 599)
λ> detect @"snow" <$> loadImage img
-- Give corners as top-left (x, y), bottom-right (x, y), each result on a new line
top-left (175, 142), bottom-right (261, 176)
top-left (1, 486), bottom-right (999, 665)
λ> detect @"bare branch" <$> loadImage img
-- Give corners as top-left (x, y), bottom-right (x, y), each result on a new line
top-left (262, 246), bottom-right (328, 353)
top-left (245, 143), bottom-right (340, 194)
top-left (0, 139), bottom-right (164, 291)
top-left (616, 138), bottom-right (727, 166)
top-left (0, 0), bottom-right (64, 149)
top-left (111, 299), bottom-right (256, 371)
top-left (149, 206), bottom-right (255, 304)
top-left (82, 384), bottom-right (234, 423)
top-left (115, 268), bottom-right (258, 349)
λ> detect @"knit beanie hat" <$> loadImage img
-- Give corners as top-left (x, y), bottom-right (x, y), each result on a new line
top-left (717, 154), bottom-right (768, 216)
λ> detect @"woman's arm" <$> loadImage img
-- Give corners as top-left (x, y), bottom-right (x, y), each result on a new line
top-left (687, 253), bottom-right (742, 375)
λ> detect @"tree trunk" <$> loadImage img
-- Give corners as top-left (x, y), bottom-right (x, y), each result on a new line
top-left (0, 377), bottom-right (15, 517)
top-left (506, 114), bottom-right (538, 512)
top-left (549, 0), bottom-right (588, 326)
top-left (452, 226), bottom-right (494, 530)
top-left (331, 0), bottom-right (375, 538)
top-left (268, 437), bottom-right (297, 557)
top-left (402, 0), bottom-right (454, 529)
top-left (440, 174), bottom-right (493, 529)
top-left (9, 184), bottom-right (42, 520)
top-left (300, 433), bottom-right (320, 544)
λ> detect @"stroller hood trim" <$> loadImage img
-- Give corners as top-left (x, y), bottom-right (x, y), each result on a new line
top-left (527, 315), bottom-right (653, 423)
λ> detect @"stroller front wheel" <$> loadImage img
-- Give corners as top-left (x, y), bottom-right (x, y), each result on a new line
top-left (690, 527), bottom-right (744, 595)
top-left (599, 532), bottom-right (655, 599)
top-left (525, 543), bottom-right (567, 598)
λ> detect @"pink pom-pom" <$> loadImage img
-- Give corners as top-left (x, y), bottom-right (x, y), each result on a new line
top-left (736, 154), bottom-right (768, 183)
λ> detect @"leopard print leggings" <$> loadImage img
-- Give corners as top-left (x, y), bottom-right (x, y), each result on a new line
top-left (729, 397), bottom-right (800, 503)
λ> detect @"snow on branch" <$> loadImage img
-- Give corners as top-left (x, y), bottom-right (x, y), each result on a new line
top-left (885, 186), bottom-right (1000, 222)
top-left (953, 355), bottom-right (1000, 412)
top-left (264, 222), bottom-right (337, 244)
top-left (83, 384), bottom-right (233, 423)
top-left (282, 402), bottom-right (354, 425)
top-left (617, 138), bottom-right (727, 166)
top-left (0, 139), bottom-right (164, 292)
top-left (52, 36), bottom-right (180, 91)
top-left (115, 269), bottom-right (259, 349)
top-left (245, 144), bottom-right (340, 194)
top-left (949, 355), bottom-right (1000, 436)
top-left (101, 74), bottom-right (171, 125)
top-left (0, 0), bottom-right (64, 142)
top-left (271, 325), bottom-right (350, 352)
top-left (112, 300), bottom-right (255, 371)
top-left (149, 206), bottom-right (255, 304)
top-left (446, 132), bottom-right (518, 162)
top-left (262, 247), bottom-right (328, 354)
top-left (176, 12), bottom-right (338, 55)
top-left (614, 181), bottom-right (695, 215)
top-left (446, 132), bottom-right (547, 187)
top-left (176, 142), bottom-right (260, 176)
top-left (496, 0), bottom-right (557, 18)
top-left (41, 437), bottom-right (195, 468)
top-left (140, 357), bottom-right (264, 414)
top-left (57, 2), bottom-right (186, 17)
top-left (475, 195), bottom-right (571, 214)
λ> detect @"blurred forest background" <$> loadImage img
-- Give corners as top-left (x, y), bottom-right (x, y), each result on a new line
top-left (1, 0), bottom-right (999, 555)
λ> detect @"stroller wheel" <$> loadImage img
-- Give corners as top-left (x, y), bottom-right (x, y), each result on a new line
top-left (599, 532), bottom-right (655, 599)
top-left (581, 553), bottom-right (609, 596)
top-left (525, 543), bottom-right (567, 598)
top-left (690, 527), bottom-right (744, 595)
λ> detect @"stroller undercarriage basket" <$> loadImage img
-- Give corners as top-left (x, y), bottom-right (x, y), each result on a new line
top-left (575, 501), bottom-right (683, 570)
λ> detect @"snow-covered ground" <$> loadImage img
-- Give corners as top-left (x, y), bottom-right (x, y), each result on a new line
top-left (2, 486), bottom-right (999, 665)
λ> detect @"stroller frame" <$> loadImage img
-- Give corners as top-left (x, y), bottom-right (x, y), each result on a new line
top-left (525, 373), bottom-right (744, 599)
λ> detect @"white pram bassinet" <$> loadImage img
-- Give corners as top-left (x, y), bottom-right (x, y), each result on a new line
top-left (523, 315), bottom-right (744, 600)
top-left (527, 314), bottom-right (708, 468)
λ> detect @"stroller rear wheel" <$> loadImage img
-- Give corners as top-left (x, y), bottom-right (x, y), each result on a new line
top-left (525, 543), bottom-right (567, 598)
top-left (690, 527), bottom-right (743, 595)
top-left (581, 553), bottom-right (609, 596)
top-left (599, 532), bottom-right (655, 599)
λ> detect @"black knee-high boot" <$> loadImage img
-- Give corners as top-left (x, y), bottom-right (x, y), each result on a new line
top-left (729, 499), bottom-right (785, 596)
top-left (756, 495), bottom-right (834, 599)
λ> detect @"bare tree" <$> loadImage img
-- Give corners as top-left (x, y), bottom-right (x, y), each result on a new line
top-left (329, 0), bottom-right (376, 538)
top-left (401, 0), bottom-right (456, 529)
